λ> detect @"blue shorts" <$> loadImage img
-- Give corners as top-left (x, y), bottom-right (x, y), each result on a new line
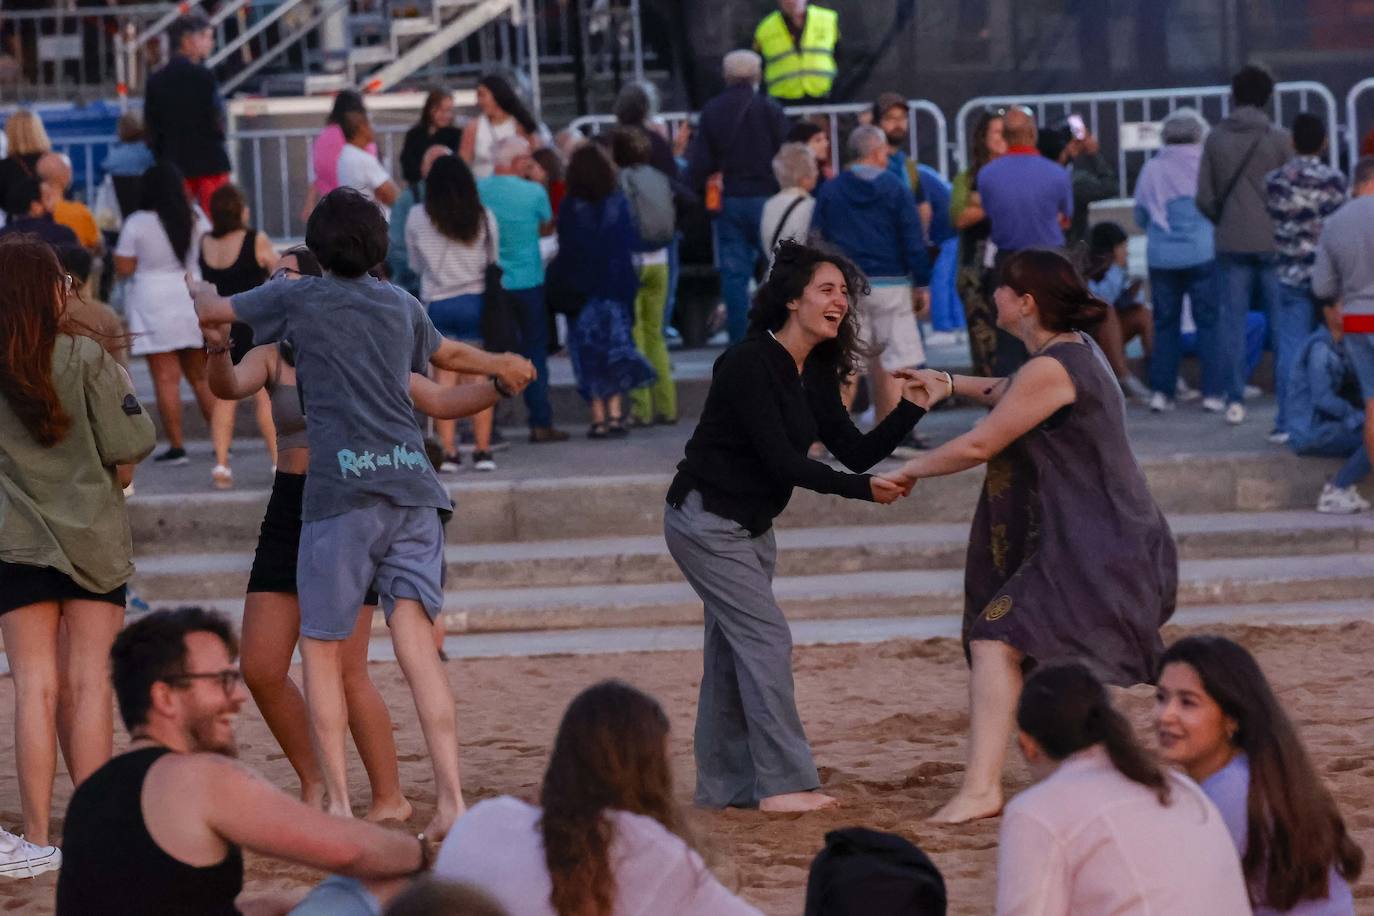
top-left (297, 502), bottom-right (445, 640)
top-left (289, 875), bottom-right (379, 916)
top-left (428, 293), bottom-right (483, 344)
top-left (1346, 333), bottom-right (1374, 402)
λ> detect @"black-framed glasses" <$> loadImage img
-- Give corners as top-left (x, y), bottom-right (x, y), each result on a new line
top-left (270, 266), bottom-right (301, 281)
top-left (165, 669), bottom-right (243, 695)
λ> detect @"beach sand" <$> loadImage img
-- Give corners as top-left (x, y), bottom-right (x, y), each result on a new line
top-left (3, 621), bottom-right (1371, 914)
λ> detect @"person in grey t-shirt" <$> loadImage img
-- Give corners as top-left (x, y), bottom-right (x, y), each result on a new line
top-left (188, 187), bottom-right (535, 840)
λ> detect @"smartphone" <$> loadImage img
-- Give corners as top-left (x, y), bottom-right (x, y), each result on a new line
top-left (1067, 113), bottom-right (1086, 140)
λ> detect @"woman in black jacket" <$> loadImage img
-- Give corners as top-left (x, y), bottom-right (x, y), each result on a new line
top-left (664, 240), bottom-right (940, 813)
top-left (399, 89), bottom-right (464, 188)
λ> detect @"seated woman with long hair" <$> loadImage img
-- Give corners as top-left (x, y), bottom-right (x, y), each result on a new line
top-left (1156, 636), bottom-right (1363, 914)
top-left (434, 680), bottom-right (761, 915)
top-left (997, 661), bottom-right (1250, 915)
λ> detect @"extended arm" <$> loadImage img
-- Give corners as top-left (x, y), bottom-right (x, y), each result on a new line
top-left (205, 336), bottom-right (274, 400)
top-left (810, 371), bottom-right (925, 471)
top-left (409, 373), bottom-right (502, 419)
top-left (187, 275), bottom-right (239, 326)
top-left (429, 337), bottom-right (535, 391)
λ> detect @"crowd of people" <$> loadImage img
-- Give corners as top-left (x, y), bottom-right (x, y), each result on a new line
top-left (0, 7), bottom-right (1370, 914)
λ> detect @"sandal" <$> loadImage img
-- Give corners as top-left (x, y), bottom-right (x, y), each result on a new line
top-left (606, 416), bottom-right (629, 438)
top-left (587, 422), bottom-right (609, 439)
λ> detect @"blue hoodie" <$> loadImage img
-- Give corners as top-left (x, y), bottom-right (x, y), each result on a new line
top-left (811, 165), bottom-right (931, 285)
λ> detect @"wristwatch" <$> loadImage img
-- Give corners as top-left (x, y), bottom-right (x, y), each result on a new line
top-left (490, 375), bottom-right (515, 398)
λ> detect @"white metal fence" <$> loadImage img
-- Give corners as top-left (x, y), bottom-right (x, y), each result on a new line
top-left (570, 98), bottom-right (952, 179)
top-left (954, 81), bottom-right (1340, 196)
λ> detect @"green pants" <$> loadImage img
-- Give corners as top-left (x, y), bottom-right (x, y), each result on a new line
top-left (630, 263), bottom-right (677, 422)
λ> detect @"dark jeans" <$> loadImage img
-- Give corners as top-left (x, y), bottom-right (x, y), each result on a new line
top-left (717, 195), bottom-right (769, 343)
top-left (1149, 262), bottom-right (1222, 399)
top-left (510, 285), bottom-right (553, 428)
top-left (1274, 284), bottom-right (1317, 432)
top-left (1216, 252), bottom-right (1281, 405)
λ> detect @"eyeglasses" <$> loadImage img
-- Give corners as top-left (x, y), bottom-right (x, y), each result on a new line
top-left (165, 669), bottom-right (243, 696)
top-left (270, 266), bottom-right (301, 281)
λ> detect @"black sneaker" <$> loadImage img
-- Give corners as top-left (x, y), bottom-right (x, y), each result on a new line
top-left (153, 447), bottom-right (189, 465)
top-left (472, 450), bottom-right (497, 472)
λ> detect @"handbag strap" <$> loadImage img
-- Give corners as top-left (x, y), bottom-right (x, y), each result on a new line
top-left (480, 211), bottom-right (496, 267)
top-left (1214, 133), bottom-right (1265, 221)
top-left (770, 194), bottom-right (808, 252)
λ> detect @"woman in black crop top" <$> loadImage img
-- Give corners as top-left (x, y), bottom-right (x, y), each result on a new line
top-left (663, 241), bottom-right (941, 812)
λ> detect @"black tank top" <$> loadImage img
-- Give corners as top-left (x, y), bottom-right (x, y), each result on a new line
top-left (56, 746), bottom-right (244, 916)
top-left (199, 229), bottom-right (269, 297)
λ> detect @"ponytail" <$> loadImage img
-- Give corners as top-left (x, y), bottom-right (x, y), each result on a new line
top-left (1019, 662), bottom-right (1171, 805)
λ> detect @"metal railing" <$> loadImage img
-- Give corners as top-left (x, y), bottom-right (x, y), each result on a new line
top-left (1346, 77), bottom-right (1374, 169)
top-left (570, 98), bottom-right (952, 178)
top-left (954, 81), bottom-right (1340, 195)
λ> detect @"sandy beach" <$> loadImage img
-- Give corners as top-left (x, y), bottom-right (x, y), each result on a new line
top-left (2, 621), bottom-right (1371, 914)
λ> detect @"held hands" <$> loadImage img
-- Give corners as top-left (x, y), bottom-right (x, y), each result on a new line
top-left (879, 467), bottom-right (917, 498)
top-left (494, 353), bottom-right (537, 394)
top-left (892, 368), bottom-right (952, 411)
top-left (870, 475), bottom-right (907, 504)
top-left (201, 322), bottom-right (230, 350)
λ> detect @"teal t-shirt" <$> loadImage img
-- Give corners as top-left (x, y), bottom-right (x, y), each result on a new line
top-left (476, 174), bottom-right (552, 291)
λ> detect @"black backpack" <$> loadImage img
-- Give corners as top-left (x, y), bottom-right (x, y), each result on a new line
top-left (804, 827), bottom-right (947, 916)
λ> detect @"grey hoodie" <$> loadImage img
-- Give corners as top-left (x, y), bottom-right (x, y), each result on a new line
top-left (1195, 106), bottom-right (1291, 254)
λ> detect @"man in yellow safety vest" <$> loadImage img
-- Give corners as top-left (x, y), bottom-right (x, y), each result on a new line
top-left (752, 0), bottom-right (839, 103)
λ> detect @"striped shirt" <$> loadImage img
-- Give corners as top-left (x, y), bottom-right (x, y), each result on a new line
top-left (404, 205), bottom-right (497, 303)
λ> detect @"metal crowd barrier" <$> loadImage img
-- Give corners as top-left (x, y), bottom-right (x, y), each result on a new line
top-left (1346, 77), bottom-right (1374, 168)
top-left (954, 81), bottom-right (1339, 195)
top-left (568, 98), bottom-right (952, 179)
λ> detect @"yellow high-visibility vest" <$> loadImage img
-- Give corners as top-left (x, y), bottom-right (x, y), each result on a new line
top-left (753, 6), bottom-right (838, 101)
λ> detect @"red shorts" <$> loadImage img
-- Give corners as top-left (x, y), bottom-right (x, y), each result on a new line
top-left (185, 172), bottom-right (231, 214)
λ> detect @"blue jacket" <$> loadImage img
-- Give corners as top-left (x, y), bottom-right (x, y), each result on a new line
top-left (684, 85), bottom-right (788, 199)
top-left (1134, 197), bottom-right (1215, 270)
top-left (551, 191), bottom-right (640, 305)
top-left (1285, 326), bottom-right (1363, 449)
top-left (886, 153), bottom-right (956, 247)
top-left (811, 167), bottom-right (931, 285)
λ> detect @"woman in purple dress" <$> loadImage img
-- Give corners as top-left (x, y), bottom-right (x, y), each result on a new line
top-left (885, 248), bottom-right (1178, 824)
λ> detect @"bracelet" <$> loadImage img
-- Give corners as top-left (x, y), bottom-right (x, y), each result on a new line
top-left (943, 371), bottom-right (955, 399)
top-left (490, 375), bottom-right (514, 398)
top-left (205, 345), bottom-right (229, 355)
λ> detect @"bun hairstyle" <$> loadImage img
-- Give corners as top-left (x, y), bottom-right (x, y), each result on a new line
top-left (749, 239), bottom-right (870, 384)
top-left (1160, 636), bottom-right (1364, 910)
top-left (1018, 661), bottom-right (1171, 805)
top-left (997, 248), bottom-right (1108, 332)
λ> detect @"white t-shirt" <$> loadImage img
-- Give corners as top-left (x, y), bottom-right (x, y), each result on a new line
top-left (114, 210), bottom-right (205, 275)
top-left (405, 205), bottom-right (497, 303)
top-left (435, 797), bottom-right (761, 916)
top-left (336, 144), bottom-right (392, 211)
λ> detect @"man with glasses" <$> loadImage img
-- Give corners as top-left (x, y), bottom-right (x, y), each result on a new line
top-left (57, 607), bottom-right (430, 916)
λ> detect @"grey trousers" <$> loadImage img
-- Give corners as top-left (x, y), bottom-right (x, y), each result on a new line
top-left (663, 490), bottom-right (820, 807)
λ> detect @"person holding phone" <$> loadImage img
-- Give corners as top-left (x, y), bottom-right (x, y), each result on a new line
top-left (1039, 113), bottom-right (1119, 246)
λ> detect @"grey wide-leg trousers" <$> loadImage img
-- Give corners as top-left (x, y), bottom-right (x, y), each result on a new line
top-left (663, 490), bottom-right (820, 807)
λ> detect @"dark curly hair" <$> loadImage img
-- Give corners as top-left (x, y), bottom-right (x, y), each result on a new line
top-left (748, 239), bottom-right (870, 383)
top-left (539, 680), bottom-right (698, 916)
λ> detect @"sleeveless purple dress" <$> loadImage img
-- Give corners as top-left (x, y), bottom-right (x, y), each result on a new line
top-left (963, 334), bottom-right (1178, 685)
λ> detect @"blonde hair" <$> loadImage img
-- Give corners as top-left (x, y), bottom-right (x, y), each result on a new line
top-left (6, 111), bottom-right (52, 158)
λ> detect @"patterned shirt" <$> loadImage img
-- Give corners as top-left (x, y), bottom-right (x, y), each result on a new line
top-left (1264, 155), bottom-right (1346, 288)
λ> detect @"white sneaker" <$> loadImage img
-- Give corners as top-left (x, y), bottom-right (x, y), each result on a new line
top-left (1121, 375), bottom-right (1152, 402)
top-left (1244, 384), bottom-right (1262, 400)
top-left (1149, 392), bottom-right (1173, 413)
top-left (1317, 484), bottom-right (1370, 515)
top-left (0, 829), bottom-right (61, 879)
top-left (1175, 379), bottom-right (1202, 403)
top-left (1267, 429), bottom-right (1290, 445)
top-left (1201, 397), bottom-right (1226, 413)
top-left (1225, 403), bottom-right (1245, 425)
top-left (438, 455), bottom-right (461, 474)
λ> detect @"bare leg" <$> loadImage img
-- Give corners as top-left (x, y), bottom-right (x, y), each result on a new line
top-left (1120, 304), bottom-right (1153, 356)
top-left (389, 600), bottom-right (464, 839)
top-left (929, 639), bottom-right (1024, 825)
top-left (58, 599), bottom-right (124, 786)
top-left (607, 393), bottom-right (624, 422)
top-left (432, 367), bottom-right (458, 457)
top-left (1364, 398), bottom-right (1374, 477)
top-left (1093, 309), bottom-right (1131, 380)
top-left (463, 372), bottom-right (493, 452)
top-left (300, 632), bottom-right (352, 817)
top-left (211, 397), bottom-right (237, 469)
top-left (589, 399), bottom-right (607, 425)
top-left (432, 615), bottom-right (446, 655)
top-left (178, 347), bottom-right (217, 423)
top-left (253, 388), bottom-right (278, 468)
top-left (868, 354), bottom-right (904, 422)
top-left (146, 351), bottom-right (185, 449)
top-left (240, 592), bottom-right (325, 806)
top-left (1, 601), bottom-right (61, 844)
top-left (340, 606), bottom-right (411, 822)
top-left (55, 620), bottom-right (74, 778)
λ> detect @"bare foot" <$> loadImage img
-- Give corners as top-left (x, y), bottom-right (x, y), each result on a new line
top-left (927, 788), bottom-right (1003, 824)
top-left (422, 799), bottom-right (467, 841)
top-left (365, 796), bottom-right (414, 824)
top-left (324, 797), bottom-right (354, 819)
top-left (758, 791), bottom-right (839, 813)
top-left (300, 781), bottom-right (327, 809)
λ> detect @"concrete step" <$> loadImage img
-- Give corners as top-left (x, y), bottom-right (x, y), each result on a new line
top-left (153, 554), bottom-right (1374, 635)
top-left (126, 449), bottom-right (1351, 554)
top-left (131, 511), bottom-right (1374, 599)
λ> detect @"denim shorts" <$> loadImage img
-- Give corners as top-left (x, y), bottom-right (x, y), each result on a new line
top-left (1346, 333), bottom-right (1374, 402)
top-left (427, 293), bottom-right (483, 344)
top-left (297, 502), bottom-right (445, 640)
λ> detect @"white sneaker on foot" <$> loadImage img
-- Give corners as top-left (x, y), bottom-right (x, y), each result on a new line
top-left (1317, 483), bottom-right (1370, 514)
top-left (1121, 375), bottom-right (1152, 402)
top-left (1267, 429), bottom-right (1290, 445)
top-left (0, 829), bottom-right (61, 879)
top-left (1244, 384), bottom-right (1262, 400)
top-left (1201, 397), bottom-right (1226, 413)
top-left (1148, 392), bottom-right (1173, 413)
top-left (1225, 403), bottom-right (1246, 425)
top-left (1175, 379), bottom-right (1202, 402)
